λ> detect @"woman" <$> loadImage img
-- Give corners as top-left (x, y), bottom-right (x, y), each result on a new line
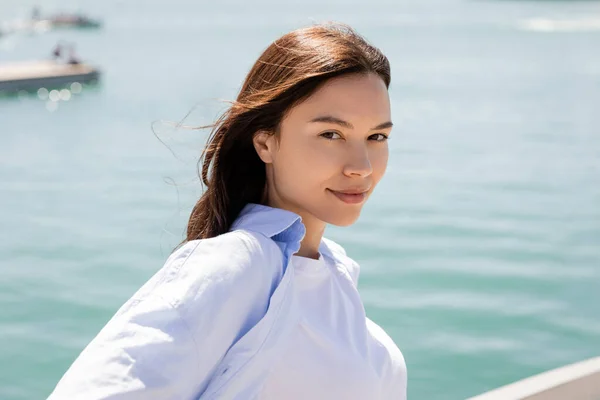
top-left (48, 23), bottom-right (407, 399)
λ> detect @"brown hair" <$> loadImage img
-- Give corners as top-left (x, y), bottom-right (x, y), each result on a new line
top-left (185, 23), bottom-right (390, 242)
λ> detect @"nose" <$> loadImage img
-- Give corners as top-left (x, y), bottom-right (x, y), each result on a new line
top-left (343, 144), bottom-right (373, 178)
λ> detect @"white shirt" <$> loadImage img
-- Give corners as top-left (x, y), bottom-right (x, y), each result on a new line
top-left (259, 255), bottom-right (406, 399)
top-left (48, 203), bottom-right (407, 399)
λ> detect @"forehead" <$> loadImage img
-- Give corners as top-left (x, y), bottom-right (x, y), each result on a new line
top-left (290, 73), bottom-right (391, 122)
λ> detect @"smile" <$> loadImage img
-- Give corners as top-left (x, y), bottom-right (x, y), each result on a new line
top-left (327, 189), bottom-right (368, 204)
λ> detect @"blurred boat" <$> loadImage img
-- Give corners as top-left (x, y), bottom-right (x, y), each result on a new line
top-left (0, 60), bottom-right (100, 94)
top-left (467, 356), bottom-right (600, 400)
top-left (1, 9), bottom-right (101, 35)
top-left (39, 13), bottom-right (102, 30)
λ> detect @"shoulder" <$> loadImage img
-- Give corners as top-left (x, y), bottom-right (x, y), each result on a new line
top-left (132, 230), bottom-right (285, 314)
top-left (366, 318), bottom-right (406, 367)
top-left (321, 237), bottom-right (361, 287)
top-left (168, 229), bottom-right (281, 269)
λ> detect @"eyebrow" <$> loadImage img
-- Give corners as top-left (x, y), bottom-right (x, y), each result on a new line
top-left (309, 115), bottom-right (393, 131)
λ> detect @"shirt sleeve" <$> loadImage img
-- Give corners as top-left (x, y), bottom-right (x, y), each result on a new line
top-left (48, 295), bottom-right (202, 400)
top-left (47, 231), bottom-right (281, 400)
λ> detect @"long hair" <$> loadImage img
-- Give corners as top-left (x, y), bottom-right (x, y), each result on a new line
top-left (185, 23), bottom-right (390, 242)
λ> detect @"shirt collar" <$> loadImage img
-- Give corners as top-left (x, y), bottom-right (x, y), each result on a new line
top-left (230, 203), bottom-right (306, 244)
top-left (232, 203), bottom-right (344, 265)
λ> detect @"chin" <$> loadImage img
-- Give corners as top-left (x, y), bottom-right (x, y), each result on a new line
top-left (322, 209), bottom-right (362, 227)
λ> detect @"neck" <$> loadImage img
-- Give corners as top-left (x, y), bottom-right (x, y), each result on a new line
top-left (295, 213), bottom-right (326, 259)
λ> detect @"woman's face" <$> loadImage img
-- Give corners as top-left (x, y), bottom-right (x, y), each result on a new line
top-left (254, 72), bottom-right (392, 227)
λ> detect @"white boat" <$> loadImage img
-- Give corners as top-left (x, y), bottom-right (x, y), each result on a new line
top-left (468, 356), bottom-right (600, 400)
top-left (0, 60), bottom-right (100, 93)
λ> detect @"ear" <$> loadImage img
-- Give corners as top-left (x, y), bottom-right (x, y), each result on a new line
top-left (253, 130), bottom-right (276, 164)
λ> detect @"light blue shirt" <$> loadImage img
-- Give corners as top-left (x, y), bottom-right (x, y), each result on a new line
top-left (48, 203), bottom-right (406, 399)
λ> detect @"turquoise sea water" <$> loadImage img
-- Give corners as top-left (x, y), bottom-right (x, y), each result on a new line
top-left (1, 0), bottom-right (599, 399)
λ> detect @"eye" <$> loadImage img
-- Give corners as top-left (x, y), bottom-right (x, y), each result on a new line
top-left (369, 133), bottom-right (389, 142)
top-left (319, 131), bottom-right (342, 140)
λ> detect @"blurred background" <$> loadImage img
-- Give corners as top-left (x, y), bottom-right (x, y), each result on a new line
top-left (1, 0), bottom-right (599, 399)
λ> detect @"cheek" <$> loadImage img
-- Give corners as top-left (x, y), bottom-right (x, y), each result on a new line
top-left (277, 141), bottom-right (338, 186)
top-left (371, 146), bottom-right (389, 183)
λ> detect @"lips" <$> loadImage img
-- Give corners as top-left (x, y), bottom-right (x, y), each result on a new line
top-left (327, 188), bottom-right (369, 204)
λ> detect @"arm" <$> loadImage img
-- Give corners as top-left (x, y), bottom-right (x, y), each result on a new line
top-left (48, 231), bottom-right (281, 400)
top-left (48, 295), bottom-right (202, 400)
